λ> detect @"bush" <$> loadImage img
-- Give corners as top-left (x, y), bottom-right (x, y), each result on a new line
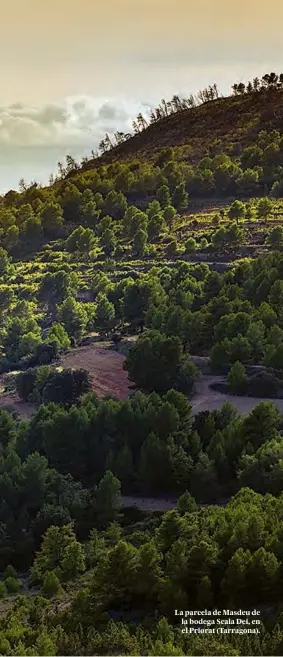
top-left (0, 582), bottom-right (7, 598)
top-left (41, 571), bottom-right (62, 599)
top-left (5, 576), bottom-right (21, 594)
top-left (16, 368), bottom-right (37, 401)
top-left (29, 341), bottom-right (59, 367)
top-left (185, 237), bottom-right (197, 253)
top-left (42, 368), bottom-right (92, 406)
top-left (166, 239), bottom-right (178, 257)
top-left (175, 361), bottom-right (200, 395)
top-left (227, 361), bottom-right (247, 394)
top-left (3, 564), bottom-right (17, 579)
top-left (124, 331), bottom-right (183, 393)
top-left (177, 491), bottom-right (197, 515)
top-left (0, 638), bottom-right (10, 654)
top-left (114, 244), bottom-right (125, 260)
top-left (17, 365), bottom-right (92, 406)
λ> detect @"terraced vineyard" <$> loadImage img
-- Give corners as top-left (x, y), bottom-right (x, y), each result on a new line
top-left (3, 77), bottom-right (283, 656)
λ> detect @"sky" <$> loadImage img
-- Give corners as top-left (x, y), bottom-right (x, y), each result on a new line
top-left (0, 0), bottom-right (283, 192)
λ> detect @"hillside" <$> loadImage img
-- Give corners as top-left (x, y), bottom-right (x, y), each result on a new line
top-left (3, 74), bottom-right (283, 656)
top-left (80, 87), bottom-right (283, 170)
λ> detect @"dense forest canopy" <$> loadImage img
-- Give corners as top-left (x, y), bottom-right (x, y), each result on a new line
top-left (2, 73), bottom-right (283, 656)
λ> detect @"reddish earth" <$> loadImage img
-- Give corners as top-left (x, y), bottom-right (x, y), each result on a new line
top-left (58, 345), bottom-right (131, 400)
top-left (0, 345), bottom-right (131, 419)
top-left (0, 392), bottom-right (36, 419)
top-left (1, 347), bottom-right (282, 421)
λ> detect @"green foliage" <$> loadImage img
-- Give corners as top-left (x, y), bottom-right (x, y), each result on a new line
top-left (0, 582), bottom-right (7, 599)
top-left (3, 564), bottom-right (17, 579)
top-left (95, 293), bottom-right (115, 333)
top-left (133, 228), bottom-right (147, 256)
top-left (39, 270), bottom-right (78, 306)
top-left (172, 182), bottom-right (188, 212)
top-left (3, 79), bottom-right (283, 657)
top-left (101, 228), bottom-right (116, 256)
top-left (16, 365), bottom-right (91, 406)
top-left (59, 296), bottom-right (88, 340)
top-left (31, 523), bottom-right (85, 584)
top-left (0, 410), bottom-right (16, 448)
top-left (177, 490), bottom-right (197, 515)
top-left (148, 213), bottom-right (166, 240)
top-left (66, 226), bottom-right (96, 256)
top-left (96, 470), bottom-right (122, 525)
top-left (268, 225), bottom-right (283, 248)
top-left (47, 322), bottom-right (71, 350)
top-left (103, 190), bottom-right (127, 220)
top-left (41, 570), bottom-right (62, 598)
top-left (163, 205), bottom-right (176, 230)
top-left (124, 330), bottom-right (183, 393)
top-left (228, 361), bottom-right (247, 394)
top-left (257, 197), bottom-right (273, 222)
top-left (185, 237), bottom-right (197, 253)
top-left (40, 201), bottom-right (64, 236)
top-left (5, 577), bottom-right (21, 594)
top-left (42, 368), bottom-right (92, 405)
top-left (228, 199), bottom-right (246, 222)
top-left (156, 184), bottom-right (171, 208)
top-left (175, 360), bottom-right (200, 395)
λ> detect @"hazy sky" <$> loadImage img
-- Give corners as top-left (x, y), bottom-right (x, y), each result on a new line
top-left (1, 0), bottom-right (282, 191)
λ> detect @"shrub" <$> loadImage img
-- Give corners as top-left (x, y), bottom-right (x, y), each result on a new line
top-left (166, 239), bottom-right (178, 257)
top-left (17, 365), bottom-right (92, 406)
top-left (185, 237), bottom-right (197, 253)
top-left (42, 368), bottom-right (92, 406)
top-left (177, 491), bottom-right (197, 515)
top-left (3, 564), bottom-right (17, 579)
top-left (227, 361), bottom-right (247, 394)
top-left (16, 368), bottom-right (37, 401)
top-left (0, 582), bottom-right (7, 598)
top-left (5, 577), bottom-right (21, 594)
top-left (175, 361), bottom-right (200, 395)
top-left (28, 341), bottom-right (59, 367)
top-left (41, 571), bottom-right (62, 599)
top-left (0, 638), bottom-right (10, 654)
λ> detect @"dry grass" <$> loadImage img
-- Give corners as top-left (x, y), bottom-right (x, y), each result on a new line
top-left (58, 344), bottom-right (131, 400)
top-left (0, 345), bottom-right (131, 419)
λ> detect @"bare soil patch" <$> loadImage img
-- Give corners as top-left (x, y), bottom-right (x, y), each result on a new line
top-left (59, 344), bottom-right (131, 400)
top-left (121, 495), bottom-right (228, 511)
top-left (0, 392), bottom-right (36, 419)
top-left (1, 352), bottom-right (282, 422)
top-left (191, 375), bottom-right (283, 416)
top-left (0, 344), bottom-right (131, 419)
top-left (121, 495), bottom-right (178, 511)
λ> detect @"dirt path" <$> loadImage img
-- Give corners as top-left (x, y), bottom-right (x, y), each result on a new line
top-left (1, 351), bottom-right (283, 422)
top-left (121, 494), bottom-right (228, 511)
top-left (191, 375), bottom-right (283, 415)
top-left (121, 495), bottom-right (178, 511)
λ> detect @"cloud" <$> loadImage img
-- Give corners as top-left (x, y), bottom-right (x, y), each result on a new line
top-left (0, 96), bottom-right (153, 149)
top-left (0, 95), bottom-right (155, 192)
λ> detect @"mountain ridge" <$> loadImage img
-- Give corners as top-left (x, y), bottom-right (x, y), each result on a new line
top-left (77, 89), bottom-right (283, 172)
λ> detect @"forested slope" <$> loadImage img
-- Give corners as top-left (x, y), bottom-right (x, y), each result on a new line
top-left (2, 73), bottom-right (283, 656)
